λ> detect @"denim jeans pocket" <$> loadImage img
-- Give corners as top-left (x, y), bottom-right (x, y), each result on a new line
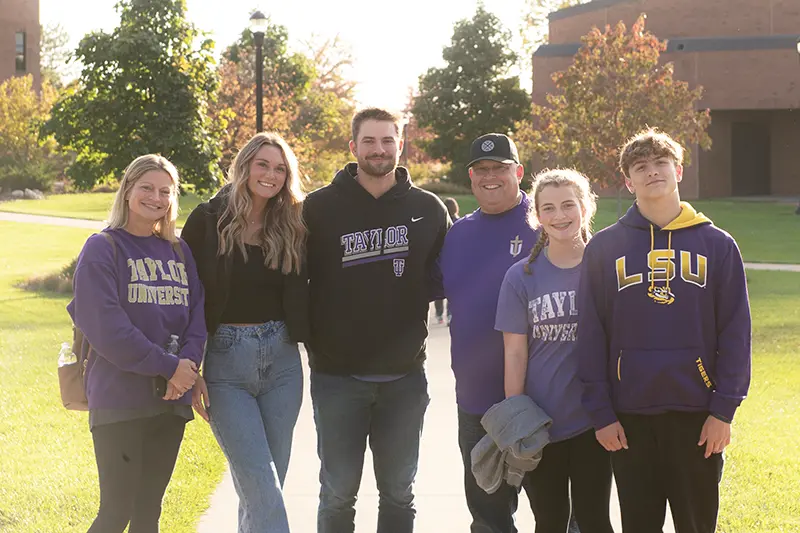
top-left (208, 328), bottom-right (236, 353)
top-left (205, 330), bottom-right (251, 384)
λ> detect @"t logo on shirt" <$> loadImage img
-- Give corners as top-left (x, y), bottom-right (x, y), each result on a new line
top-left (510, 235), bottom-right (523, 257)
top-left (393, 258), bottom-right (405, 277)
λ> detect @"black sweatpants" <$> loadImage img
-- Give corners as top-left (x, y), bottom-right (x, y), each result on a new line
top-left (525, 429), bottom-right (614, 533)
top-left (612, 412), bottom-right (724, 533)
top-left (88, 413), bottom-right (187, 533)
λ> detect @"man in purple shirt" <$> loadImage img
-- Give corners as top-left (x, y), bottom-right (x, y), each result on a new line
top-left (435, 134), bottom-right (541, 532)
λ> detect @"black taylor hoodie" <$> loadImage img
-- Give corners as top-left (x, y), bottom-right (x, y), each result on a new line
top-left (304, 163), bottom-right (450, 375)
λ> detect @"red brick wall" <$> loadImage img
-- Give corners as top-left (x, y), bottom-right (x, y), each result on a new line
top-left (538, 0), bottom-right (800, 110)
top-left (532, 0), bottom-right (800, 197)
top-left (0, 0), bottom-right (40, 88)
top-left (697, 110), bottom-right (800, 197)
top-left (769, 111), bottom-right (800, 195)
top-left (548, 0), bottom-right (800, 43)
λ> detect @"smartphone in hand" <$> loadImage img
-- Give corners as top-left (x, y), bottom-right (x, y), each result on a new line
top-left (153, 376), bottom-right (168, 398)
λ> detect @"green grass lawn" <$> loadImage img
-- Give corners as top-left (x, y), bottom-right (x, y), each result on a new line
top-left (0, 221), bottom-right (798, 532)
top-left (717, 270), bottom-right (800, 533)
top-left (0, 192), bottom-right (208, 227)
top-left (3, 192), bottom-right (799, 263)
top-left (0, 221), bottom-right (225, 533)
top-left (450, 195), bottom-right (800, 264)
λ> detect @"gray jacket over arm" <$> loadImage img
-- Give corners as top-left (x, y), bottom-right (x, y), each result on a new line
top-left (470, 395), bottom-right (552, 494)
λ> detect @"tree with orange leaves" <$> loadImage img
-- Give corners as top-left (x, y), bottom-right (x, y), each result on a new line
top-left (525, 14), bottom-right (711, 190)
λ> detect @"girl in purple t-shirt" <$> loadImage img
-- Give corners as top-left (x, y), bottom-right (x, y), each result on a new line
top-left (495, 169), bottom-right (613, 532)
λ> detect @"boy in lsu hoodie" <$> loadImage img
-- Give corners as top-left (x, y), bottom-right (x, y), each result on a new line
top-left (577, 129), bottom-right (751, 533)
top-left (304, 108), bottom-right (450, 533)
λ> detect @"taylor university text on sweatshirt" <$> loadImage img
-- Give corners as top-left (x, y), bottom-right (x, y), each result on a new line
top-left (67, 229), bottom-right (207, 410)
top-left (304, 163), bottom-right (450, 374)
top-left (577, 202), bottom-right (751, 429)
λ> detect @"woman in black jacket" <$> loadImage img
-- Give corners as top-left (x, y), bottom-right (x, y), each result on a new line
top-left (181, 132), bottom-right (308, 533)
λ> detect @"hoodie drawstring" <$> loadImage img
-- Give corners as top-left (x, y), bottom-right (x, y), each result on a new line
top-left (648, 224), bottom-right (675, 305)
top-left (649, 224), bottom-right (655, 295)
top-left (666, 230), bottom-right (672, 298)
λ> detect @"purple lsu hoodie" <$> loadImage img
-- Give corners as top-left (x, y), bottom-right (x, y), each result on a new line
top-left (577, 202), bottom-right (752, 429)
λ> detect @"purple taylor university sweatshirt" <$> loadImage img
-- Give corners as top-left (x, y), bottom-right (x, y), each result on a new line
top-left (67, 229), bottom-right (206, 410)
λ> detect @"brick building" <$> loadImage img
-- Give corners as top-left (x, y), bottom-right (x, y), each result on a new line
top-left (0, 0), bottom-right (40, 88)
top-left (533, 0), bottom-right (800, 198)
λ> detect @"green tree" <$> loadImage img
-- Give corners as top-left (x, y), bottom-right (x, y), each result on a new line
top-left (412, 5), bottom-right (531, 186)
top-left (525, 14), bottom-right (711, 192)
top-left (39, 23), bottom-right (75, 87)
top-left (211, 26), bottom-right (355, 184)
top-left (520, 0), bottom-right (589, 53)
top-left (518, 0), bottom-right (588, 89)
top-left (43, 0), bottom-right (222, 191)
top-left (211, 23), bottom-right (314, 168)
top-left (0, 75), bottom-right (69, 191)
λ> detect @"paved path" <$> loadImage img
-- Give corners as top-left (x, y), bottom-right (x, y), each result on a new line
top-left (0, 211), bottom-right (107, 230)
top-left (196, 315), bottom-right (675, 533)
top-left (2, 211), bottom-right (799, 273)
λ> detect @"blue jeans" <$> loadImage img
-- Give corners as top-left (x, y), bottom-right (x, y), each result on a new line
top-left (204, 322), bottom-right (303, 533)
top-left (311, 368), bottom-right (430, 533)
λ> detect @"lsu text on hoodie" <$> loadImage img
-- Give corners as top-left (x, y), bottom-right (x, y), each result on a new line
top-left (577, 202), bottom-right (752, 430)
top-left (303, 163), bottom-right (450, 375)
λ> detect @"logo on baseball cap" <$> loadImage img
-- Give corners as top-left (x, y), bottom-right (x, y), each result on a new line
top-left (467, 133), bottom-right (519, 168)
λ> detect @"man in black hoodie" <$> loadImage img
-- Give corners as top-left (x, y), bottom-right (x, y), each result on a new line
top-left (304, 107), bottom-right (450, 533)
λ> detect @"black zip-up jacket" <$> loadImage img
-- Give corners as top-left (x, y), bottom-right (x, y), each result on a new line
top-left (304, 163), bottom-right (450, 374)
top-left (181, 187), bottom-right (309, 341)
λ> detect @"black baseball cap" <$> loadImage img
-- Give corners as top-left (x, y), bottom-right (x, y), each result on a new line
top-left (467, 133), bottom-right (520, 168)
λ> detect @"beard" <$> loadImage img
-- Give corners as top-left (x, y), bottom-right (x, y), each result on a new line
top-left (357, 154), bottom-right (398, 178)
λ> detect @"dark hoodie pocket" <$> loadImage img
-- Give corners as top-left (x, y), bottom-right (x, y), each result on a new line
top-left (615, 347), bottom-right (712, 412)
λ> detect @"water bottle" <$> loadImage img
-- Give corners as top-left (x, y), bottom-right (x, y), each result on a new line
top-left (154, 335), bottom-right (180, 398)
top-left (166, 334), bottom-right (180, 355)
top-left (58, 342), bottom-right (76, 367)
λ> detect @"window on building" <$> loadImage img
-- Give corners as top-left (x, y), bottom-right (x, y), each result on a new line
top-left (15, 32), bottom-right (26, 72)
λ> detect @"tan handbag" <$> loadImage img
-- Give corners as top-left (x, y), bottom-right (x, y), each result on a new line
top-left (58, 232), bottom-right (116, 411)
top-left (58, 327), bottom-right (93, 411)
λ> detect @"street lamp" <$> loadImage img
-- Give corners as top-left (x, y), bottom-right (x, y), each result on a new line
top-left (796, 38), bottom-right (800, 214)
top-left (249, 10), bottom-right (268, 132)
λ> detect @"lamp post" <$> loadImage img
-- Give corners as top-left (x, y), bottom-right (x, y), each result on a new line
top-left (796, 38), bottom-right (800, 214)
top-left (249, 10), bottom-right (268, 133)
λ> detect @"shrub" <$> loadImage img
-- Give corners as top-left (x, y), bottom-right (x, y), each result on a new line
top-left (418, 179), bottom-right (471, 195)
top-left (18, 257), bottom-right (77, 294)
top-left (0, 155), bottom-right (66, 192)
top-left (406, 161), bottom-right (451, 184)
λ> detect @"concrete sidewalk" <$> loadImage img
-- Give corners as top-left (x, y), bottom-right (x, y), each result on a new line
top-left (195, 315), bottom-right (676, 533)
top-left (0, 211), bottom-right (107, 230)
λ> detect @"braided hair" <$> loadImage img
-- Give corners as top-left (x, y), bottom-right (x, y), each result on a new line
top-left (523, 168), bottom-right (597, 275)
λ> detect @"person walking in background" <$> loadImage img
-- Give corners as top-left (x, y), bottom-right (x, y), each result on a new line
top-left (578, 129), bottom-right (752, 533)
top-left (181, 132), bottom-right (309, 533)
top-left (434, 197), bottom-right (460, 325)
top-left (496, 169), bottom-right (613, 533)
top-left (68, 154), bottom-right (205, 533)
top-left (304, 107), bottom-right (450, 533)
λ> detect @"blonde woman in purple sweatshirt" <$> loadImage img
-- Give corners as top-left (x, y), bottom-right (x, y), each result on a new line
top-left (68, 154), bottom-right (206, 533)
